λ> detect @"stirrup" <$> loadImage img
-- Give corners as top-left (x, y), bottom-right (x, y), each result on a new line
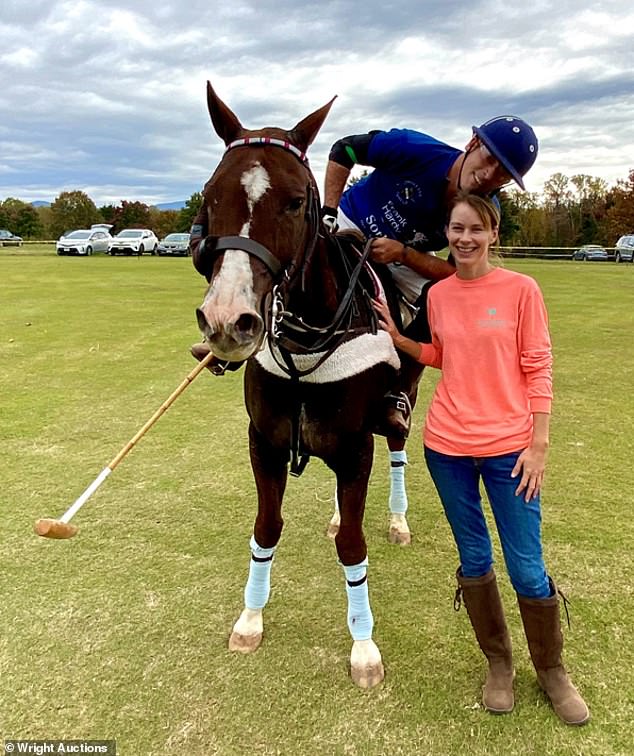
top-left (374, 392), bottom-right (412, 439)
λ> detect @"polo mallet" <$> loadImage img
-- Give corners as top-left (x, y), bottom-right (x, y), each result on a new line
top-left (34, 350), bottom-right (216, 539)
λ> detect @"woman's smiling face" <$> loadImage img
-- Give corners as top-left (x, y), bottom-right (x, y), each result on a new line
top-left (446, 200), bottom-right (498, 279)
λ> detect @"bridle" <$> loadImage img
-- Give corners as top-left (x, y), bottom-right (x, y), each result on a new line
top-left (196, 136), bottom-right (319, 286)
top-left (197, 136), bottom-right (376, 376)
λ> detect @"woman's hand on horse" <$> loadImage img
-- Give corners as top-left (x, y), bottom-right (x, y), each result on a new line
top-left (369, 238), bottom-right (406, 265)
top-left (372, 297), bottom-right (399, 339)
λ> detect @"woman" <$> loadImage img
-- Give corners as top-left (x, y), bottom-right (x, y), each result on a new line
top-left (373, 192), bottom-right (589, 725)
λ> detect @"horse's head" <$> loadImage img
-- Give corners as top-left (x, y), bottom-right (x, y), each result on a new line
top-left (193, 82), bottom-right (335, 362)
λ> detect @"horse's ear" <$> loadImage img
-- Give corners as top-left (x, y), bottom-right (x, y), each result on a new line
top-left (207, 81), bottom-right (244, 145)
top-left (289, 96), bottom-right (337, 152)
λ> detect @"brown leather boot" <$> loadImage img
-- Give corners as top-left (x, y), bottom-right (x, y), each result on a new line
top-left (455, 568), bottom-right (515, 713)
top-left (517, 580), bottom-right (590, 726)
top-left (190, 342), bottom-right (244, 375)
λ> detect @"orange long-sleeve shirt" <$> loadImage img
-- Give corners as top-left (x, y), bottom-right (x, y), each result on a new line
top-left (417, 267), bottom-right (553, 457)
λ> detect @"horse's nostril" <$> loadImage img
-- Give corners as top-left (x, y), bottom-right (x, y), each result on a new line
top-left (235, 313), bottom-right (261, 337)
top-left (196, 307), bottom-right (209, 333)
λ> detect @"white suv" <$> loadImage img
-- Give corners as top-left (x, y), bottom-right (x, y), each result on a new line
top-left (615, 235), bottom-right (634, 263)
top-left (108, 228), bottom-right (159, 256)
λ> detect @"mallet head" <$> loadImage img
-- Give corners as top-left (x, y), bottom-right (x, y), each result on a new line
top-left (34, 518), bottom-right (79, 539)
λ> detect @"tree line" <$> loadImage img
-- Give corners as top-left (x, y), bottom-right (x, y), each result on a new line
top-left (2, 167), bottom-right (634, 246)
top-left (498, 169), bottom-right (634, 247)
top-left (0, 191), bottom-right (203, 241)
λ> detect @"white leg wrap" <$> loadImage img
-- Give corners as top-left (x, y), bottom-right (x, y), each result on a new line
top-left (389, 449), bottom-right (408, 514)
top-left (244, 535), bottom-right (276, 610)
top-left (343, 558), bottom-right (373, 641)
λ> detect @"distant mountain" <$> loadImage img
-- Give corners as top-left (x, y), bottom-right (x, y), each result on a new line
top-left (28, 199), bottom-right (187, 210)
top-left (154, 200), bottom-right (186, 211)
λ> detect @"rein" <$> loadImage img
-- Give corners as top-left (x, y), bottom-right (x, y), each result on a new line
top-left (267, 236), bottom-right (377, 378)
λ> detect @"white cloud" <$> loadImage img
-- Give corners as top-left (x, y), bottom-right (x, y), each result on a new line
top-left (0, 0), bottom-right (633, 205)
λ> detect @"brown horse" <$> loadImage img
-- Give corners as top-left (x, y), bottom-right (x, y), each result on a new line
top-left (192, 83), bottom-right (402, 688)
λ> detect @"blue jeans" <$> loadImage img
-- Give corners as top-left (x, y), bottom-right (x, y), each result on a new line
top-left (424, 446), bottom-right (550, 598)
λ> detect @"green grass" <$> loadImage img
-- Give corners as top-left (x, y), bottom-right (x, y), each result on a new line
top-left (1, 248), bottom-right (633, 755)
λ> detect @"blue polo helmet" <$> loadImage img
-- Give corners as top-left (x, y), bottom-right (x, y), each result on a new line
top-left (472, 116), bottom-right (538, 190)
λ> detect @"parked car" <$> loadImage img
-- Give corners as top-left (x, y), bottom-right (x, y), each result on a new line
top-left (56, 228), bottom-right (112, 256)
top-left (571, 244), bottom-right (608, 261)
top-left (0, 229), bottom-right (23, 246)
top-left (614, 234), bottom-right (634, 263)
top-left (108, 229), bottom-right (159, 255)
top-left (157, 232), bottom-right (191, 256)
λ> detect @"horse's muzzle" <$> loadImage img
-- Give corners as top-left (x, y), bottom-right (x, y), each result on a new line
top-left (196, 306), bottom-right (265, 361)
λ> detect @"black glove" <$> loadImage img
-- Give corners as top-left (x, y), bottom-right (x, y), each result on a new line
top-left (321, 205), bottom-right (339, 232)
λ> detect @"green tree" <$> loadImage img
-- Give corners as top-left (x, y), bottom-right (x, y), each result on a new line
top-left (49, 191), bottom-right (100, 238)
top-left (177, 192), bottom-right (203, 232)
top-left (0, 198), bottom-right (43, 239)
top-left (98, 205), bottom-right (118, 224)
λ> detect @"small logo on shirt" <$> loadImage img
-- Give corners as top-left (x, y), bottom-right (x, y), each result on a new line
top-left (396, 180), bottom-right (422, 205)
top-left (478, 306), bottom-right (508, 328)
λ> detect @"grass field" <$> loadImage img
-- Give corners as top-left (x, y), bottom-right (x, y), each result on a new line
top-left (1, 247), bottom-right (633, 755)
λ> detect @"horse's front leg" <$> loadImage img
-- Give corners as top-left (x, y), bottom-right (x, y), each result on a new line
top-left (229, 421), bottom-right (288, 654)
top-left (331, 435), bottom-right (384, 689)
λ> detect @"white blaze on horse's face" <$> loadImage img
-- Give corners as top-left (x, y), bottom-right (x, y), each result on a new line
top-left (196, 162), bottom-right (271, 361)
top-left (240, 162), bottom-right (271, 236)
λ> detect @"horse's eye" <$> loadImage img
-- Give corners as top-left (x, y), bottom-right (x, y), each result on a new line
top-left (287, 197), bottom-right (305, 212)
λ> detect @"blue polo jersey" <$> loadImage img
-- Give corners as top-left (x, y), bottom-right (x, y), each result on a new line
top-left (339, 129), bottom-right (461, 252)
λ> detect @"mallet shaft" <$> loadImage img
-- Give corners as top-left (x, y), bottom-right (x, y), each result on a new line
top-left (35, 349), bottom-right (216, 538)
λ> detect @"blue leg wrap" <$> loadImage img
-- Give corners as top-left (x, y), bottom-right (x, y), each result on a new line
top-left (389, 450), bottom-right (408, 514)
top-left (244, 535), bottom-right (276, 610)
top-left (343, 558), bottom-right (373, 641)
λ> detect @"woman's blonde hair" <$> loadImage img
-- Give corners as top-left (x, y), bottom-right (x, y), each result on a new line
top-left (448, 191), bottom-right (501, 231)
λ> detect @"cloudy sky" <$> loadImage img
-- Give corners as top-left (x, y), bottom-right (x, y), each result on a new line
top-left (1, 0), bottom-right (633, 207)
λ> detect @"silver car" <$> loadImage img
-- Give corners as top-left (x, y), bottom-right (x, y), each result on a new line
top-left (157, 233), bottom-right (191, 256)
top-left (615, 235), bottom-right (634, 263)
top-left (56, 228), bottom-right (112, 256)
top-left (0, 229), bottom-right (23, 246)
top-left (571, 244), bottom-right (608, 262)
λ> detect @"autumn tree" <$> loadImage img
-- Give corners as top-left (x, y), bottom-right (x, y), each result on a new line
top-left (148, 208), bottom-right (180, 239)
top-left (115, 200), bottom-right (151, 230)
top-left (48, 191), bottom-right (100, 238)
top-left (600, 169), bottom-right (634, 245)
top-left (569, 174), bottom-right (608, 245)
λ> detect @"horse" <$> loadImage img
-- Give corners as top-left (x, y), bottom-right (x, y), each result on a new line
top-left (191, 82), bottom-right (404, 688)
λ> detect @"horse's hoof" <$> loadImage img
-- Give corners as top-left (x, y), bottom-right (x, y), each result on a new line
top-left (228, 631), bottom-right (262, 653)
top-left (350, 639), bottom-right (384, 689)
top-left (351, 661), bottom-right (385, 689)
top-left (388, 527), bottom-right (411, 546)
top-left (326, 522), bottom-right (339, 540)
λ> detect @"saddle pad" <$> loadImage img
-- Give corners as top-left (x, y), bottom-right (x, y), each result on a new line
top-left (255, 330), bottom-right (400, 383)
